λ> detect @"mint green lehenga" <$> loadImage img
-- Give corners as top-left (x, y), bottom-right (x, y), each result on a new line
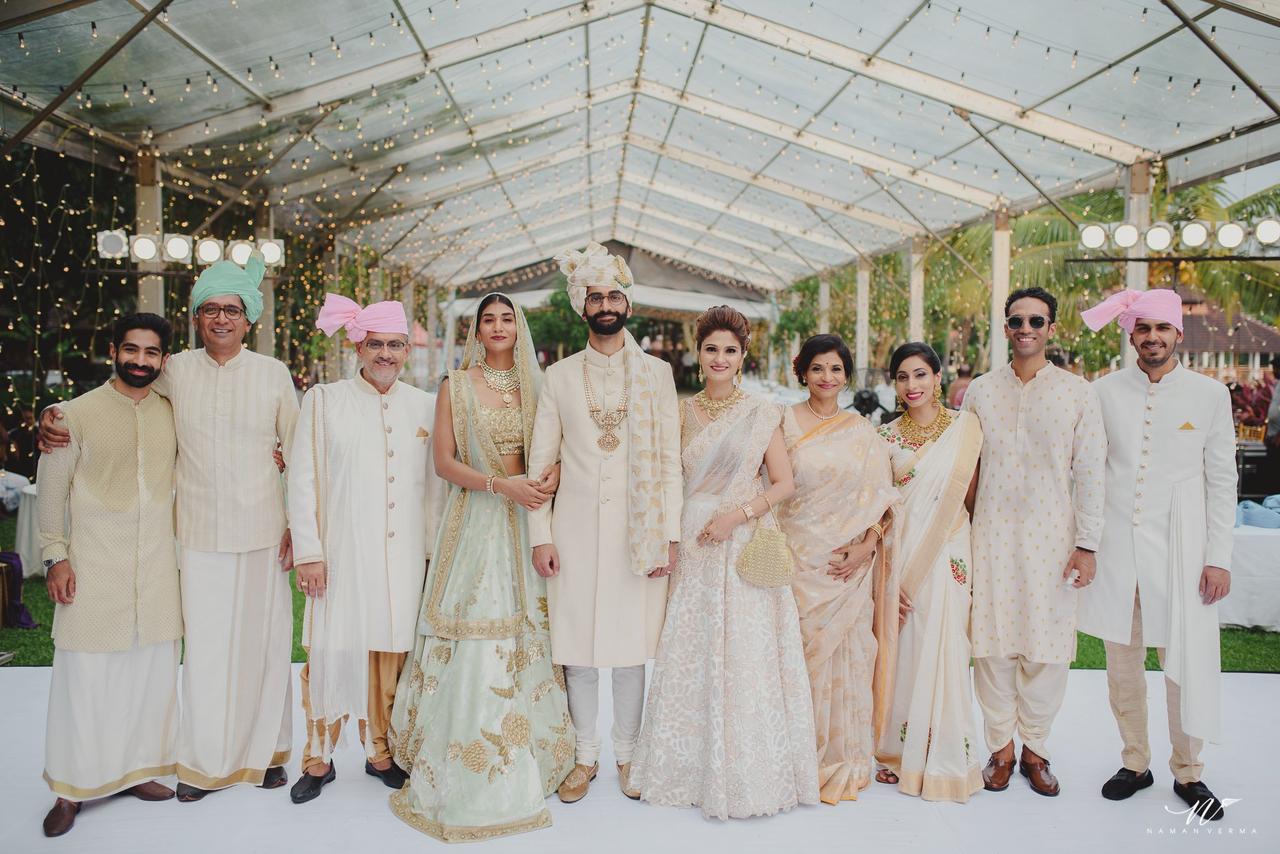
top-left (387, 301), bottom-right (574, 842)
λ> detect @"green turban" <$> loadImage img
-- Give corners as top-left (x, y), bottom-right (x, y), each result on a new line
top-left (190, 251), bottom-right (266, 322)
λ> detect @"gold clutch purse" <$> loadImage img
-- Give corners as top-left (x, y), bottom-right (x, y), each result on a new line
top-left (735, 522), bottom-right (795, 588)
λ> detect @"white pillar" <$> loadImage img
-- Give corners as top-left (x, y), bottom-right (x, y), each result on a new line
top-left (817, 271), bottom-right (831, 334)
top-left (786, 290), bottom-right (800, 388)
top-left (136, 153), bottom-right (164, 315)
top-left (855, 257), bottom-right (870, 388)
top-left (425, 281), bottom-right (439, 384)
top-left (324, 242), bottom-right (343, 382)
top-left (1122, 162), bottom-right (1152, 368)
top-left (990, 207), bottom-right (1012, 371)
top-left (907, 236), bottom-right (925, 342)
top-left (253, 202), bottom-right (276, 357)
top-left (442, 286), bottom-right (458, 372)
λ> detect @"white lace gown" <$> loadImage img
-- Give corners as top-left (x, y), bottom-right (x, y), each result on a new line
top-left (630, 395), bottom-right (819, 820)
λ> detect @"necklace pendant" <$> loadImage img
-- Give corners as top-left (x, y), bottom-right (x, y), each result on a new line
top-left (501, 392), bottom-right (513, 405)
top-left (598, 433), bottom-right (621, 452)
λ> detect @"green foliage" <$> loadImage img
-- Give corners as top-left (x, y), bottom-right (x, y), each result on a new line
top-left (525, 288), bottom-right (587, 355)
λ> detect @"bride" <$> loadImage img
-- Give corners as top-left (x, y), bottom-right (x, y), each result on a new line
top-left (387, 294), bottom-right (575, 842)
top-left (631, 305), bottom-right (819, 820)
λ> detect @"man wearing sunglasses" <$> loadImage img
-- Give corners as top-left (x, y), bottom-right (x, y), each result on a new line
top-left (1079, 288), bottom-right (1234, 821)
top-left (962, 286), bottom-right (1107, 797)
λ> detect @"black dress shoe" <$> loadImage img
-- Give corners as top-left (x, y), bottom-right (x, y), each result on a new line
top-left (259, 765), bottom-right (288, 789)
top-left (176, 783), bottom-right (213, 803)
top-left (365, 760), bottom-right (408, 789)
top-left (1173, 780), bottom-right (1225, 821)
top-left (290, 764), bottom-right (336, 804)
top-left (1102, 767), bottom-right (1154, 801)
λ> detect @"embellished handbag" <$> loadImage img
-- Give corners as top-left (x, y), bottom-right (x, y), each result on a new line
top-left (735, 520), bottom-right (795, 588)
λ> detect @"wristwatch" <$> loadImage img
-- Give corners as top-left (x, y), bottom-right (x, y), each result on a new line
top-left (42, 558), bottom-right (62, 572)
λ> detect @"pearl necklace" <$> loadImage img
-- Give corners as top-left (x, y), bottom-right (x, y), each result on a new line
top-left (805, 397), bottom-right (840, 421)
top-left (480, 360), bottom-right (520, 408)
top-left (695, 387), bottom-right (744, 421)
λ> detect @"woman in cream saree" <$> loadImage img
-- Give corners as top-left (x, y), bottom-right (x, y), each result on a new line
top-left (387, 295), bottom-right (574, 842)
top-left (875, 342), bottom-right (984, 802)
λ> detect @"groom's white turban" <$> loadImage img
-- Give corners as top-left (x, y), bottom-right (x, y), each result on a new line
top-left (555, 242), bottom-right (635, 315)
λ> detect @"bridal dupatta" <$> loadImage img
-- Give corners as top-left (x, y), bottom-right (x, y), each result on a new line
top-left (777, 410), bottom-right (899, 803)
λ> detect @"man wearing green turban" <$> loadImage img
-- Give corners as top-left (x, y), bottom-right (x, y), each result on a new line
top-left (189, 252), bottom-right (266, 323)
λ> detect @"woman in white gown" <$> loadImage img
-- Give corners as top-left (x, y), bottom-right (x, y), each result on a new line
top-left (631, 305), bottom-right (819, 820)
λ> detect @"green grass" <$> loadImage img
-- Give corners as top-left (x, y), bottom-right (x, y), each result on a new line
top-left (3, 513), bottom-right (1279, 672)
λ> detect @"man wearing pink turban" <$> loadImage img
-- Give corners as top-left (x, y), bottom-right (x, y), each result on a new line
top-left (1078, 288), bottom-right (1235, 820)
top-left (285, 294), bottom-right (443, 804)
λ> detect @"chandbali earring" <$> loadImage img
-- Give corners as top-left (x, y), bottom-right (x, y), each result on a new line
top-left (933, 384), bottom-right (943, 404)
top-left (896, 393), bottom-right (907, 410)
top-left (698, 366), bottom-right (704, 384)
top-left (734, 363), bottom-right (742, 387)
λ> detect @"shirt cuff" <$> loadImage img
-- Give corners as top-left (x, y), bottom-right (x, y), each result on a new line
top-left (41, 543), bottom-right (68, 564)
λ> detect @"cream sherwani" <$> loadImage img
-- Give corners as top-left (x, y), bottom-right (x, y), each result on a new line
top-left (158, 346), bottom-right (301, 789)
top-left (1080, 362), bottom-right (1234, 782)
top-left (288, 374), bottom-right (439, 768)
top-left (37, 382), bottom-right (181, 800)
top-left (527, 344), bottom-right (681, 765)
top-left (963, 363), bottom-right (1106, 758)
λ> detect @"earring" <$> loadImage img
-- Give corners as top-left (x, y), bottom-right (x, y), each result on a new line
top-left (734, 364), bottom-right (742, 387)
top-left (896, 394), bottom-right (906, 410)
top-left (698, 367), bottom-right (704, 384)
top-left (933, 385), bottom-right (943, 404)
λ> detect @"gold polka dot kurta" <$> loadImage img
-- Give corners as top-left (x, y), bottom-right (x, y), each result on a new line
top-left (962, 364), bottom-right (1106, 664)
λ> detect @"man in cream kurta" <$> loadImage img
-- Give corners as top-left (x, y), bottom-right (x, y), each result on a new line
top-left (963, 286), bottom-right (1106, 797)
top-left (37, 314), bottom-right (182, 837)
top-left (528, 244), bottom-right (682, 803)
top-left (1079, 289), bottom-right (1234, 821)
top-left (286, 295), bottom-right (440, 804)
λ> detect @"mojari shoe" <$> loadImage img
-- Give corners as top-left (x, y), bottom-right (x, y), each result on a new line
top-left (1101, 767), bottom-right (1154, 801)
top-left (365, 760), bottom-right (408, 789)
top-left (617, 763), bottom-right (640, 800)
top-left (557, 763), bottom-right (598, 804)
top-left (259, 765), bottom-right (288, 789)
top-left (176, 783), bottom-right (213, 803)
top-left (1173, 780), bottom-right (1226, 821)
top-left (125, 781), bottom-right (175, 801)
top-left (289, 764), bottom-right (336, 805)
top-left (42, 799), bottom-right (80, 837)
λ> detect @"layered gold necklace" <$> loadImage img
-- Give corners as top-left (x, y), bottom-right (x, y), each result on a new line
top-left (695, 387), bottom-right (744, 421)
top-left (481, 360), bottom-right (520, 408)
top-left (898, 404), bottom-right (953, 447)
top-left (582, 358), bottom-right (631, 451)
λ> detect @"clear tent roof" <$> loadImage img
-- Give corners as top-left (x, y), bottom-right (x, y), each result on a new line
top-left (3, 0), bottom-right (1278, 290)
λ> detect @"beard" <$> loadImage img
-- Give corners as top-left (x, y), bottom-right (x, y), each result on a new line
top-left (586, 310), bottom-right (627, 336)
top-left (1138, 343), bottom-right (1176, 369)
top-left (115, 358), bottom-right (160, 388)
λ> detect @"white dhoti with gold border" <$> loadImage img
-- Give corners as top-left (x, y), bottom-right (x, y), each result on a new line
top-left (175, 545), bottom-right (293, 788)
top-left (44, 639), bottom-right (180, 800)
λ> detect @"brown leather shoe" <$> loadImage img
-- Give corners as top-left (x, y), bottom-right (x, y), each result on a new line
top-left (617, 762), bottom-right (640, 800)
top-left (983, 750), bottom-right (1016, 792)
top-left (557, 763), bottom-right (598, 804)
top-left (125, 781), bottom-right (175, 801)
top-left (43, 799), bottom-right (80, 837)
top-left (1019, 747), bottom-right (1060, 797)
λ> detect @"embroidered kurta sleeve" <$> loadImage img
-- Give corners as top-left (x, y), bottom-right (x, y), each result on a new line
top-left (1071, 383), bottom-right (1107, 552)
top-left (287, 387), bottom-right (324, 566)
top-left (657, 362), bottom-right (683, 542)
top-left (36, 418), bottom-right (79, 565)
top-left (1202, 383), bottom-right (1238, 570)
top-left (526, 375), bottom-right (562, 548)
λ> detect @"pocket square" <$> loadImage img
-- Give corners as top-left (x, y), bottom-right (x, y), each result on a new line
top-left (1178, 422), bottom-right (1196, 431)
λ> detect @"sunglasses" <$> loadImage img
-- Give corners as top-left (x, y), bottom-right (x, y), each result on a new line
top-left (1006, 315), bottom-right (1048, 330)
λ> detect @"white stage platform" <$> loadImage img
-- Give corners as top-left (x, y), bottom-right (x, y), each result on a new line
top-left (1, 665), bottom-right (1275, 852)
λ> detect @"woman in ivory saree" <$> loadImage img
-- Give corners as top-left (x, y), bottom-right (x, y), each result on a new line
top-left (776, 335), bottom-right (899, 805)
top-left (387, 294), bottom-right (574, 842)
top-left (631, 306), bottom-right (819, 820)
top-left (875, 342), bottom-right (984, 802)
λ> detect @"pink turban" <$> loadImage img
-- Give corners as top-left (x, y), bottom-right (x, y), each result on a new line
top-left (315, 293), bottom-right (409, 342)
top-left (1081, 288), bottom-right (1183, 333)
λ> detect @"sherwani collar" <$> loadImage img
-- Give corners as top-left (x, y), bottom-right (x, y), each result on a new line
top-left (1002, 360), bottom-right (1054, 386)
top-left (355, 371), bottom-right (400, 396)
top-left (1130, 359), bottom-right (1184, 387)
top-left (584, 341), bottom-right (626, 368)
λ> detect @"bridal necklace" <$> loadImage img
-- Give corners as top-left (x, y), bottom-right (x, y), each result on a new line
top-left (805, 397), bottom-right (840, 421)
top-left (481, 359), bottom-right (520, 408)
top-left (582, 357), bottom-right (631, 452)
top-left (898, 403), bottom-right (953, 447)
top-left (695, 387), bottom-right (744, 421)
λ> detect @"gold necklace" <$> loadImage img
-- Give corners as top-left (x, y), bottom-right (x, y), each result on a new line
top-left (695, 387), bottom-right (744, 421)
top-left (480, 360), bottom-right (519, 407)
top-left (898, 405), bottom-right (953, 447)
top-left (805, 397), bottom-right (839, 421)
top-left (582, 357), bottom-right (631, 451)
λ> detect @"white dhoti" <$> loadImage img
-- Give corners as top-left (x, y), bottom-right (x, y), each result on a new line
top-left (44, 639), bottom-right (180, 800)
top-left (176, 545), bottom-right (293, 788)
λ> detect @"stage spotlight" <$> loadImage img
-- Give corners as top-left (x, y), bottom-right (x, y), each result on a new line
top-left (162, 234), bottom-right (193, 263)
top-left (1078, 223), bottom-right (1107, 250)
top-left (96, 229), bottom-right (129, 259)
top-left (129, 234), bottom-right (161, 262)
top-left (1144, 223), bottom-right (1173, 252)
top-left (1254, 217), bottom-right (1280, 246)
top-left (227, 240), bottom-right (254, 266)
top-left (258, 239), bottom-right (285, 266)
top-left (1179, 221), bottom-right (1209, 249)
top-left (1112, 223), bottom-right (1140, 249)
top-left (195, 237), bottom-right (224, 265)
top-left (1216, 221), bottom-right (1245, 250)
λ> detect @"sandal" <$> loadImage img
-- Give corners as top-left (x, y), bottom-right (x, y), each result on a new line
top-left (875, 768), bottom-right (899, 785)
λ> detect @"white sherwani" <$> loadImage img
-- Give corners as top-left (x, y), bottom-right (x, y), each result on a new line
top-left (289, 374), bottom-right (440, 653)
top-left (1079, 362), bottom-right (1235, 740)
top-left (527, 345), bottom-right (682, 668)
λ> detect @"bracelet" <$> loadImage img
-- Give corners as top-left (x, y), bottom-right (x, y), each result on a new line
top-left (868, 522), bottom-right (884, 541)
top-left (485, 475), bottom-right (496, 494)
top-left (740, 502), bottom-right (756, 522)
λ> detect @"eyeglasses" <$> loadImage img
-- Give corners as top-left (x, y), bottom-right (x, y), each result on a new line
top-left (362, 339), bottom-right (408, 352)
top-left (197, 303), bottom-right (244, 320)
top-left (585, 292), bottom-right (628, 308)
top-left (1006, 314), bottom-right (1048, 330)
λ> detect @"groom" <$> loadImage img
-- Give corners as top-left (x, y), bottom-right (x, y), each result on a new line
top-left (527, 243), bottom-right (682, 803)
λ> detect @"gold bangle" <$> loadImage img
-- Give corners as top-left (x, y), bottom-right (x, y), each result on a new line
top-left (868, 522), bottom-right (884, 541)
top-left (740, 502), bottom-right (755, 522)
top-left (485, 475), bottom-right (496, 494)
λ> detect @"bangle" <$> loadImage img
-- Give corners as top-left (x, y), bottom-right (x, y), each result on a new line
top-left (868, 522), bottom-right (884, 542)
top-left (485, 475), bottom-right (496, 494)
top-left (740, 502), bottom-right (756, 522)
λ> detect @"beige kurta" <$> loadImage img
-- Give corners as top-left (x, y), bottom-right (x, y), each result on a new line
top-left (526, 345), bottom-right (682, 668)
top-left (963, 363), bottom-right (1106, 664)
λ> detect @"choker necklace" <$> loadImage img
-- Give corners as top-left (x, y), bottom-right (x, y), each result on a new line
top-left (695, 387), bottom-right (744, 421)
top-left (805, 398), bottom-right (840, 421)
top-left (898, 405), bottom-right (953, 447)
top-left (481, 360), bottom-right (519, 407)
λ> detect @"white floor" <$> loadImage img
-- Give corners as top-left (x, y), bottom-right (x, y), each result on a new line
top-left (1, 664), bottom-right (1275, 853)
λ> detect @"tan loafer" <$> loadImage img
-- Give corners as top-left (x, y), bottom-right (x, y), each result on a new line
top-left (557, 762), bottom-right (598, 804)
top-left (43, 799), bottom-right (80, 837)
top-left (617, 762), bottom-right (640, 800)
top-left (125, 781), bottom-right (175, 801)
